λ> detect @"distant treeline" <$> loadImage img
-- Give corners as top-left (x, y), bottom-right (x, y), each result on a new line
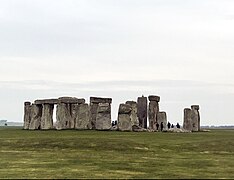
top-left (202, 126), bottom-right (234, 129)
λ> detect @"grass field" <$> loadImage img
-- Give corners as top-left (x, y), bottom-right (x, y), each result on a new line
top-left (0, 127), bottom-right (233, 179)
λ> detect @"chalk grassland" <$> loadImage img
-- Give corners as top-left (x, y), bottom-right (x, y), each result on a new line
top-left (0, 127), bottom-right (233, 179)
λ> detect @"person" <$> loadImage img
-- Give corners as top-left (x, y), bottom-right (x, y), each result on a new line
top-left (112, 121), bottom-right (115, 127)
top-left (171, 124), bottom-right (174, 128)
top-left (167, 122), bottom-right (171, 129)
top-left (160, 122), bottom-right (164, 131)
top-left (156, 122), bottom-right (159, 131)
top-left (176, 123), bottom-right (180, 129)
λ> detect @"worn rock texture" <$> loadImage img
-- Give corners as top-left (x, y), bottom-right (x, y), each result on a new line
top-left (41, 104), bottom-right (54, 130)
top-left (137, 96), bottom-right (148, 129)
top-left (90, 97), bottom-right (112, 129)
top-left (29, 104), bottom-right (42, 130)
top-left (148, 100), bottom-right (159, 130)
top-left (118, 104), bottom-right (132, 131)
top-left (75, 103), bottom-right (91, 130)
top-left (183, 105), bottom-right (200, 132)
top-left (126, 101), bottom-right (139, 126)
top-left (23, 102), bottom-right (32, 130)
top-left (157, 112), bottom-right (167, 131)
top-left (56, 103), bottom-right (72, 130)
top-left (96, 103), bottom-right (111, 130)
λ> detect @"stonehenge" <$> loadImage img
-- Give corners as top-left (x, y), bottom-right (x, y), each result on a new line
top-left (148, 96), bottom-right (160, 130)
top-left (137, 96), bottom-right (148, 129)
top-left (23, 95), bottom-right (201, 132)
top-left (183, 105), bottom-right (200, 132)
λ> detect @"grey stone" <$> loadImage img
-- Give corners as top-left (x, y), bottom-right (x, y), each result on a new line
top-left (41, 104), bottom-right (54, 130)
top-left (29, 104), bottom-right (42, 130)
top-left (90, 103), bottom-right (99, 129)
top-left (90, 97), bottom-right (112, 104)
top-left (118, 104), bottom-right (132, 131)
top-left (183, 108), bottom-right (193, 131)
top-left (96, 103), bottom-right (112, 130)
top-left (23, 101), bottom-right (32, 130)
top-left (56, 103), bottom-right (73, 130)
top-left (89, 97), bottom-right (112, 129)
top-left (132, 125), bottom-right (148, 132)
top-left (157, 112), bottom-right (167, 131)
top-left (148, 95), bottom-right (160, 102)
top-left (58, 97), bottom-right (85, 104)
top-left (75, 103), bottom-right (91, 130)
top-left (118, 103), bottom-right (132, 114)
top-left (191, 105), bottom-right (200, 110)
top-left (183, 106), bottom-right (200, 132)
top-left (148, 101), bottom-right (159, 130)
top-left (137, 96), bottom-right (148, 129)
top-left (34, 99), bottom-right (58, 105)
top-left (126, 101), bottom-right (139, 126)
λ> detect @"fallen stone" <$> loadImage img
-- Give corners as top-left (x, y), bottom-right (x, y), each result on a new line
top-left (167, 128), bottom-right (191, 133)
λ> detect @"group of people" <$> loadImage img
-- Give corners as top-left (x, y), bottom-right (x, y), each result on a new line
top-left (156, 121), bottom-right (180, 131)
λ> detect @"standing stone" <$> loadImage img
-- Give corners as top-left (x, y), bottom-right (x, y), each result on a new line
top-left (90, 97), bottom-right (112, 129)
top-left (137, 96), bottom-right (148, 129)
top-left (56, 103), bottom-right (72, 130)
top-left (41, 104), bottom-right (54, 130)
top-left (23, 101), bottom-right (32, 130)
top-left (75, 103), bottom-right (91, 130)
top-left (29, 104), bottom-right (42, 130)
top-left (126, 101), bottom-right (139, 126)
top-left (191, 105), bottom-right (200, 132)
top-left (157, 112), bottom-right (167, 131)
top-left (183, 108), bottom-right (193, 131)
top-left (96, 103), bottom-right (112, 130)
top-left (118, 104), bottom-right (132, 131)
top-left (148, 96), bottom-right (160, 130)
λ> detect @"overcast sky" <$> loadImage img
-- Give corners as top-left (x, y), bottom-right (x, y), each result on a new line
top-left (0, 0), bottom-right (234, 125)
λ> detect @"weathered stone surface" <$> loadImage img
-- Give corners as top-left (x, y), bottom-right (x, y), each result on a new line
top-left (191, 105), bottom-right (200, 110)
top-left (29, 104), bottom-right (42, 130)
top-left (96, 103), bottom-right (111, 130)
top-left (75, 103), bottom-right (91, 130)
top-left (167, 128), bottom-right (191, 133)
top-left (148, 101), bottom-right (159, 130)
top-left (90, 97), bottom-right (112, 129)
top-left (56, 103), bottom-right (73, 130)
top-left (118, 103), bottom-right (132, 114)
top-left (34, 99), bottom-right (58, 105)
top-left (118, 104), bottom-right (132, 131)
top-left (41, 104), bottom-right (54, 130)
top-left (137, 96), bottom-right (148, 129)
top-left (23, 101), bottom-right (32, 130)
top-left (191, 108), bottom-right (200, 132)
top-left (90, 103), bottom-right (99, 129)
top-left (90, 97), bottom-right (112, 104)
top-left (132, 125), bottom-right (148, 132)
top-left (183, 108), bottom-right (193, 131)
top-left (58, 97), bottom-right (85, 104)
top-left (157, 112), bottom-right (167, 131)
top-left (126, 101), bottom-right (139, 126)
top-left (183, 106), bottom-right (200, 132)
top-left (148, 95), bottom-right (160, 102)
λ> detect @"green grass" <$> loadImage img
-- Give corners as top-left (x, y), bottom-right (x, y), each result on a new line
top-left (0, 127), bottom-right (233, 179)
